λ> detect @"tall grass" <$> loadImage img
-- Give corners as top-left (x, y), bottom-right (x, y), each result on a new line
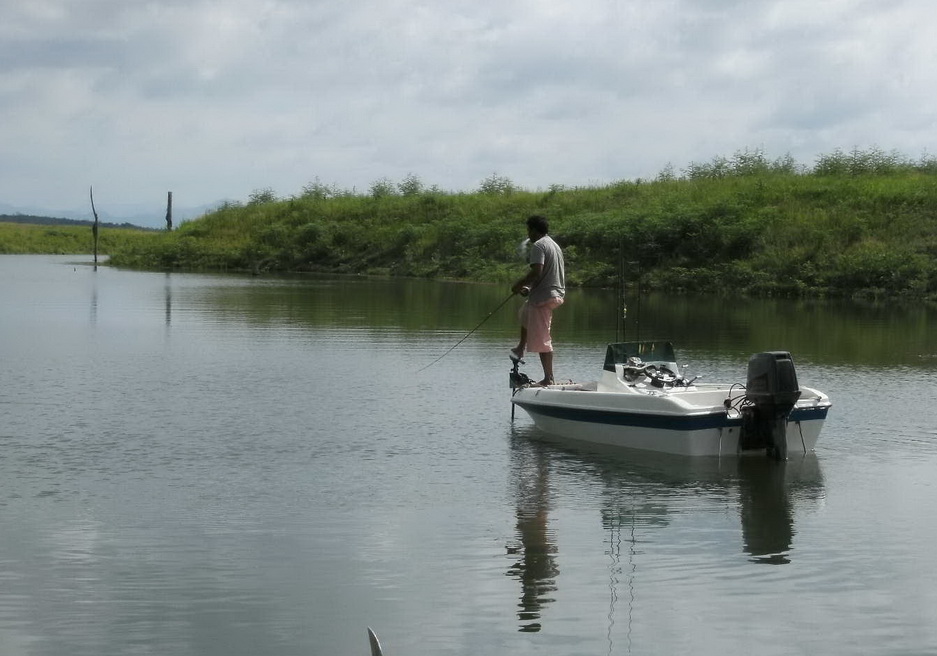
top-left (100, 148), bottom-right (937, 300)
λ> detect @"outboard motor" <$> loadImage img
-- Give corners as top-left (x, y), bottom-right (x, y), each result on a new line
top-left (739, 352), bottom-right (802, 460)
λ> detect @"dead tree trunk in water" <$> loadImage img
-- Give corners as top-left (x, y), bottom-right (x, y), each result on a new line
top-left (90, 186), bottom-right (100, 269)
top-left (165, 191), bottom-right (173, 231)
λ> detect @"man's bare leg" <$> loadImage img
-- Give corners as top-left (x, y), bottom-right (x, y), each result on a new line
top-left (538, 351), bottom-right (554, 386)
top-left (512, 326), bottom-right (527, 360)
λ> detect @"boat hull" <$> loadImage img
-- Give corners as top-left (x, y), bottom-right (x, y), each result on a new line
top-left (512, 387), bottom-right (830, 457)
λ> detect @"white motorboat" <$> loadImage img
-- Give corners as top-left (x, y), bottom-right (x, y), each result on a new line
top-left (510, 341), bottom-right (831, 459)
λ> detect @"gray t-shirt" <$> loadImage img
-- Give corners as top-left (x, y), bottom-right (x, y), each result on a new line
top-left (528, 235), bottom-right (565, 304)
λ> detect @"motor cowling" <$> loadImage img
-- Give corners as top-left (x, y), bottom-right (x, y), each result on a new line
top-left (740, 352), bottom-right (802, 459)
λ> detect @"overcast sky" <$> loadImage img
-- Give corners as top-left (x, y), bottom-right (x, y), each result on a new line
top-left (3, 0), bottom-right (936, 224)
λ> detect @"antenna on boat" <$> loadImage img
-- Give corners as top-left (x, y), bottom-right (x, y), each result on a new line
top-left (616, 238), bottom-right (642, 343)
top-left (616, 239), bottom-right (626, 342)
top-left (634, 270), bottom-right (642, 343)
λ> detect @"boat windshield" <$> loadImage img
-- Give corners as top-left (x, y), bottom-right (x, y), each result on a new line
top-left (603, 341), bottom-right (677, 371)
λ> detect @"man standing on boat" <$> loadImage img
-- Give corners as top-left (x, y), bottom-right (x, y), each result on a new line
top-left (510, 215), bottom-right (566, 386)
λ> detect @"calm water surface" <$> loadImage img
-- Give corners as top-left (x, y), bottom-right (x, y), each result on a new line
top-left (2, 255), bottom-right (937, 656)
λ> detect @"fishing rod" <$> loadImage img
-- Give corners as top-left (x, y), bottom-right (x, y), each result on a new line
top-left (417, 291), bottom-right (517, 373)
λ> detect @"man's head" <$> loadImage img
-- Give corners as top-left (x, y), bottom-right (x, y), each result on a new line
top-left (526, 215), bottom-right (549, 239)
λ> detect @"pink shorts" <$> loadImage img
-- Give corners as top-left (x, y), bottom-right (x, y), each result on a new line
top-left (519, 297), bottom-right (564, 353)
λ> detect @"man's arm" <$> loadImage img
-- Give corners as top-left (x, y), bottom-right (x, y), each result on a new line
top-left (512, 263), bottom-right (543, 295)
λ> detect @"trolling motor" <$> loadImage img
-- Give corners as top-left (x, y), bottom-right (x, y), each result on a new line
top-left (739, 351), bottom-right (802, 460)
top-left (509, 357), bottom-right (533, 389)
top-left (509, 357), bottom-right (534, 422)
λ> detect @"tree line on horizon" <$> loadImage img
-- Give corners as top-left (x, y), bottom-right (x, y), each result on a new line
top-left (232, 146), bottom-right (937, 207)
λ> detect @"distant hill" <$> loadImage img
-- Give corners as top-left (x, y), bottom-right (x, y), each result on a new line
top-left (0, 214), bottom-right (157, 231)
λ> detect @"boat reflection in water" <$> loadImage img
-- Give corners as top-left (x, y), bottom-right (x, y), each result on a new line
top-left (735, 456), bottom-right (818, 564)
top-left (506, 427), bottom-right (825, 631)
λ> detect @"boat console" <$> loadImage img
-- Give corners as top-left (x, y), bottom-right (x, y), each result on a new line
top-left (602, 340), bottom-right (695, 390)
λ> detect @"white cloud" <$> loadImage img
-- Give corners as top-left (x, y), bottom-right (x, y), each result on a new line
top-left (1, 0), bottom-right (936, 224)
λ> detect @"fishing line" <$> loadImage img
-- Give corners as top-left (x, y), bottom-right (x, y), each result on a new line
top-left (417, 291), bottom-right (517, 373)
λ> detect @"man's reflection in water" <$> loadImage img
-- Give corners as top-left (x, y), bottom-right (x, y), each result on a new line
top-left (506, 441), bottom-right (558, 633)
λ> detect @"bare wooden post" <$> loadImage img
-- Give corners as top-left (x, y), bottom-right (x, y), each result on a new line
top-left (90, 186), bottom-right (100, 269)
top-left (165, 191), bottom-right (173, 231)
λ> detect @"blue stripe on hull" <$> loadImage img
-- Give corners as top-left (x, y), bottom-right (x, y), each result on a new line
top-left (790, 406), bottom-right (830, 422)
top-left (514, 401), bottom-right (829, 432)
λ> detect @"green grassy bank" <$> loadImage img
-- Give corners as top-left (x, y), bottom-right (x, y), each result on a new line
top-left (0, 222), bottom-right (155, 255)
top-left (41, 149), bottom-right (937, 300)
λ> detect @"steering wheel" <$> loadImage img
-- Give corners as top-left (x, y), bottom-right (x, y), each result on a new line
top-left (646, 365), bottom-right (678, 388)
